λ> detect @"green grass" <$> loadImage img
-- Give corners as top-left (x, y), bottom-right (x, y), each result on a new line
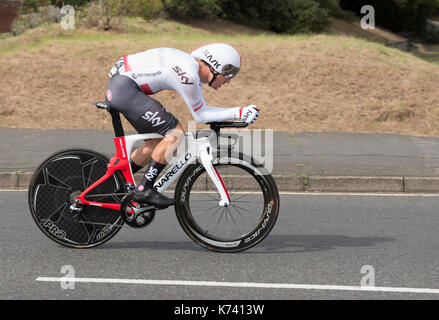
top-left (0, 15), bottom-right (318, 53)
top-left (419, 52), bottom-right (439, 65)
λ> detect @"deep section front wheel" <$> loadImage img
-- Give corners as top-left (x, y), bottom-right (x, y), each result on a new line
top-left (28, 149), bottom-right (126, 248)
top-left (174, 152), bottom-right (279, 252)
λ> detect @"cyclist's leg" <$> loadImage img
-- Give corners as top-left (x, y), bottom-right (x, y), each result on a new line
top-left (130, 122), bottom-right (184, 171)
top-left (130, 122), bottom-right (184, 169)
top-left (132, 125), bottom-right (183, 207)
top-left (131, 139), bottom-right (161, 169)
top-left (106, 75), bottom-right (171, 169)
top-left (150, 121), bottom-right (185, 164)
top-left (105, 74), bottom-right (181, 206)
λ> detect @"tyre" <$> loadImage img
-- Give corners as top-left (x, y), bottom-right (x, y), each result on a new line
top-left (174, 152), bottom-right (279, 252)
top-left (28, 149), bottom-right (126, 248)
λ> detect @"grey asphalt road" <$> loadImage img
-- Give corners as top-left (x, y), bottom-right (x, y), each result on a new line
top-left (1, 190), bottom-right (438, 300)
top-left (3, 127), bottom-right (439, 177)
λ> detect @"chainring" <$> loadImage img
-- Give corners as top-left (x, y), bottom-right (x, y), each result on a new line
top-left (120, 193), bottom-right (156, 228)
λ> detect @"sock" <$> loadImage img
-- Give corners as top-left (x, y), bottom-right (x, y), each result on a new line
top-left (137, 159), bottom-right (166, 191)
top-left (130, 159), bottom-right (143, 174)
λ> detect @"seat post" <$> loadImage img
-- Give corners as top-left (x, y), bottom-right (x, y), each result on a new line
top-left (110, 110), bottom-right (125, 137)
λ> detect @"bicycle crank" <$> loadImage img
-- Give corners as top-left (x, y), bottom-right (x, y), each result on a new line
top-left (120, 193), bottom-right (156, 228)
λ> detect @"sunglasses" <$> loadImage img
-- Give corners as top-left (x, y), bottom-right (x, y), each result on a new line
top-left (208, 64), bottom-right (240, 86)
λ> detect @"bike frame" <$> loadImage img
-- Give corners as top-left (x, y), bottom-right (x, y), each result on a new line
top-left (74, 132), bottom-right (231, 211)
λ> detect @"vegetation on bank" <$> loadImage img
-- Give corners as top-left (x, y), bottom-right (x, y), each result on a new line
top-left (9, 0), bottom-right (439, 42)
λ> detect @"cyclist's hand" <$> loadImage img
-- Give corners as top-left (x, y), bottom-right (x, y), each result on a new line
top-left (240, 105), bottom-right (259, 124)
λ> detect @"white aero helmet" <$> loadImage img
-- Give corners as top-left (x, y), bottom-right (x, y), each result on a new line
top-left (191, 43), bottom-right (241, 80)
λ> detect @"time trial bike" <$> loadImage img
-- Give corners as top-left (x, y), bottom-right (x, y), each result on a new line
top-left (28, 102), bottom-right (280, 252)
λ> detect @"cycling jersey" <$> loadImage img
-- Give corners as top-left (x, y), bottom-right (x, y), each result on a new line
top-left (108, 47), bottom-right (239, 124)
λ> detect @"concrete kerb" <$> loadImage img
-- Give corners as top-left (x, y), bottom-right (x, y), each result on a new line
top-left (3, 170), bottom-right (439, 193)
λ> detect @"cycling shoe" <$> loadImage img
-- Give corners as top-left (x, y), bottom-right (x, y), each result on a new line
top-left (132, 187), bottom-right (175, 209)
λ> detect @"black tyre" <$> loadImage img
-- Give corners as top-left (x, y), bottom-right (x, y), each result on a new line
top-left (174, 152), bottom-right (279, 252)
top-left (28, 149), bottom-right (126, 248)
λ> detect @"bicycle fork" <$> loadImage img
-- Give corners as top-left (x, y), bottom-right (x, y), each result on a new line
top-left (199, 144), bottom-right (231, 207)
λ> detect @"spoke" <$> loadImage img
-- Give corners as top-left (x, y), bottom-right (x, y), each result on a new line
top-left (226, 176), bottom-right (249, 198)
top-left (210, 204), bottom-right (223, 218)
top-left (203, 194), bottom-right (221, 201)
top-left (203, 202), bottom-right (222, 213)
top-left (231, 203), bottom-right (252, 213)
top-left (204, 206), bottom-right (225, 233)
top-left (192, 198), bottom-right (219, 202)
top-left (214, 208), bottom-right (227, 232)
top-left (231, 194), bottom-right (250, 202)
top-left (230, 202), bottom-right (245, 218)
top-left (190, 200), bottom-right (222, 217)
top-left (226, 207), bottom-right (238, 226)
top-left (226, 207), bottom-right (243, 237)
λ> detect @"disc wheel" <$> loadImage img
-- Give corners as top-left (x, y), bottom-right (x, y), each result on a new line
top-left (28, 149), bottom-right (126, 248)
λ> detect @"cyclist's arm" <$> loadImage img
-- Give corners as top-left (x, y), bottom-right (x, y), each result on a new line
top-left (191, 102), bottom-right (241, 124)
top-left (178, 81), bottom-right (240, 124)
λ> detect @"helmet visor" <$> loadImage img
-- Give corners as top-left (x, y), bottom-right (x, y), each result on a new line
top-left (221, 64), bottom-right (240, 79)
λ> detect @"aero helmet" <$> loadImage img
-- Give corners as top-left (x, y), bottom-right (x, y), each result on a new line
top-left (191, 43), bottom-right (241, 80)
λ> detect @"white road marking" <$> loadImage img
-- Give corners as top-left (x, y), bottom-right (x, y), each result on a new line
top-left (36, 277), bottom-right (439, 294)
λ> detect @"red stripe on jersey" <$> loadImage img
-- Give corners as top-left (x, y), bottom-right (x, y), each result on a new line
top-left (239, 106), bottom-right (243, 118)
top-left (140, 83), bottom-right (154, 95)
top-left (193, 103), bottom-right (203, 112)
top-left (123, 56), bottom-right (132, 72)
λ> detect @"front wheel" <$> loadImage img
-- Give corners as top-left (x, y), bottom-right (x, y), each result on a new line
top-left (174, 152), bottom-right (279, 252)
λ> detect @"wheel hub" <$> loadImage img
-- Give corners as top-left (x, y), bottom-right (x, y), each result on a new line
top-left (69, 190), bottom-right (82, 205)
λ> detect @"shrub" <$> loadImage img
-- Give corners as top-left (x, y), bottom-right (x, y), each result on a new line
top-left (220, 0), bottom-right (332, 34)
top-left (128, 0), bottom-right (165, 20)
top-left (266, 0), bottom-right (332, 33)
top-left (20, 0), bottom-right (49, 13)
top-left (20, 0), bottom-right (89, 13)
top-left (11, 5), bottom-right (61, 35)
top-left (339, 0), bottom-right (439, 40)
top-left (49, 0), bottom-right (90, 8)
top-left (163, 0), bottom-right (222, 20)
top-left (81, 0), bottom-right (129, 30)
top-left (315, 0), bottom-right (354, 20)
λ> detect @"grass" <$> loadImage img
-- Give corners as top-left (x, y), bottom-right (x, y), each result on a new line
top-left (0, 17), bottom-right (312, 54)
top-left (1, 18), bottom-right (439, 137)
top-left (420, 54), bottom-right (439, 65)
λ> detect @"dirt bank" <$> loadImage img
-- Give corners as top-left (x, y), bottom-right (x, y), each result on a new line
top-left (0, 25), bottom-right (438, 136)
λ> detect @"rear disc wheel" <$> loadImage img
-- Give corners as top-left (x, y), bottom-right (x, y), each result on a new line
top-left (28, 149), bottom-right (126, 248)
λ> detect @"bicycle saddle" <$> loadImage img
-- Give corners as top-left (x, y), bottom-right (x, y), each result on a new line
top-left (94, 101), bottom-right (110, 110)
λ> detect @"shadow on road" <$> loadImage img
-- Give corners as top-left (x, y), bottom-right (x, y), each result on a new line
top-left (96, 234), bottom-right (395, 253)
top-left (251, 234), bottom-right (395, 254)
top-left (99, 240), bottom-right (203, 251)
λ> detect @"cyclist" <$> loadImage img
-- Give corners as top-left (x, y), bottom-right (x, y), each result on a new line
top-left (105, 43), bottom-right (259, 208)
